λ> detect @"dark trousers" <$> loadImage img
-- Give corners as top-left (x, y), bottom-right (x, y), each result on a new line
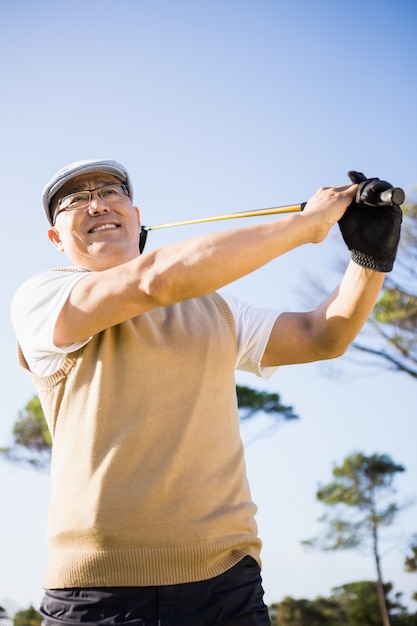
top-left (40, 556), bottom-right (271, 625)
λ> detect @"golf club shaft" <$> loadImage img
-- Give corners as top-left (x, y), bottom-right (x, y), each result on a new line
top-left (142, 202), bottom-right (306, 232)
top-left (139, 202), bottom-right (306, 252)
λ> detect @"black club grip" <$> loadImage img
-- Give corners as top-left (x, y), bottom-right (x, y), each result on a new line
top-left (348, 170), bottom-right (405, 207)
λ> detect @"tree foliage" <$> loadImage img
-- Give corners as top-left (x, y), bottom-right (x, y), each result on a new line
top-left (1, 385), bottom-right (298, 469)
top-left (304, 452), bottom-right (405, 551)
top-left (0, 396), bottom-right (51, 469)
top-left (237, 385), bottom-right (297, 422)
top-left (12, 396), bottom-right (52, 451)
top-left (237, 384), bottom-right (298, 443)
top-left (269, 595), bottom-right (335, 625)
top-left (405, 535), bottom-right (417, 601)
top-left (12, 605), bottom-right (41, 626)
top-left (303, 451), bottom-right (407, 626)
top-left (405, 538), bottom-right (417, 573)
top-left (269, 581), bottom-right (417, 626)
top-left (0, 605), bottom-right (12, 625)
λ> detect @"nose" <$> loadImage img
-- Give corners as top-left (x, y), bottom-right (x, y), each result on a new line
top-left (88, 190), bottom-right (110, 215)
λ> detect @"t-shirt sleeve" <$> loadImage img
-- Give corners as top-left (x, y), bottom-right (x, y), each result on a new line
top-left (220, 292), bottom-right (280, 379)
top-left (11, 269), bottom-right (92, 375)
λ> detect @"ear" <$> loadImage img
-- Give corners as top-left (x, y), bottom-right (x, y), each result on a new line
top-left (48, 228), bottom-right (65, 252)
top-left (133, 205), bottom-right (141, 225)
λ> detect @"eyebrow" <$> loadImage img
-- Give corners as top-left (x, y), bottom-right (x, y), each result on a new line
top-left (63, 177), bottom-right (121, 195)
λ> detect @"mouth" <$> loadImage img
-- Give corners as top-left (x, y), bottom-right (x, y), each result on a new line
top-left (88, 222), bottom-right (120, 234)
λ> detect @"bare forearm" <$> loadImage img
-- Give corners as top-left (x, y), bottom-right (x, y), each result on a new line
top-left (312, 260), bottom-right (385, 357)
top-left (262, 260), bottom-right (385, 367)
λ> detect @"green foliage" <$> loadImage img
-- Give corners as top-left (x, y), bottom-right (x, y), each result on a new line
top-left (405, 539), bottom-right (417, 573)
top-left (304, 452), bottom-right (405, 552)
top-left (236, 385), bottom-right (298, 422)
top-left (1, 396), bottom-right (51, 469)
top-left (373, 288), bottom-right (417, 328)
top-left (0, 605), bottom-right (12, 623)
top-left (13, 396), bottom-right (51, 450)
top-left (269, 581), bottom-right (415, 626)
top-left (331, 581), bottom-right (397, 626)
top-left (302, 452), bottom-right (408, 626)
top-left (269, 595), bottom-right (335, 625)
top-left (405, 535), bottom-right (417, 602)
top-left (12, 605), bottom-right (41, 626)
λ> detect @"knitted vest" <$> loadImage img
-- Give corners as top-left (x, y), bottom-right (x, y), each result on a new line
top-left (19, 291), bottom-right (261, 588)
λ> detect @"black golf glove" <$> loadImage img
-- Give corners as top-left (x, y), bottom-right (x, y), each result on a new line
top-left (338, 172), bottom-right (402, 272)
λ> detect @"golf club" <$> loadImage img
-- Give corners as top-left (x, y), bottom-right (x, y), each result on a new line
top-left (139, 202), bottom-right (306, 252)
top-left (139, 175), bottom-right (405, 253)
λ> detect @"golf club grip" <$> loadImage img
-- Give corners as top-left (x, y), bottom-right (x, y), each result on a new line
top-left (379, 187), bottom-right (405, 206)
top-left (347, 170), bottom-right (405, 206)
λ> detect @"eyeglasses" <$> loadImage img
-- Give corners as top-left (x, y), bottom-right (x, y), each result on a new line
top-left (53, 183), bottom-right (130, 225)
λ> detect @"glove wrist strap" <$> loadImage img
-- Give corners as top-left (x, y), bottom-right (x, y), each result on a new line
top-left (351, 250), bottom-right (394, 273)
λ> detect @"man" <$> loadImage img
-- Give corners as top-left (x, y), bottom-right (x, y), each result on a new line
top-left (11, 159), bottom-right (401, 625)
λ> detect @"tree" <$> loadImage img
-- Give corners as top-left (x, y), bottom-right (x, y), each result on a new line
top-left (12, 606), bottom-right (41, 626)
top-left (269, 595), bottom-right (335, 625)
top-left (303, 452), bottom-right (407, 626)
top-left (1, 385), bottom-right (299, 468)
top-left (237, 385), bottom-right (297, 422)
top-left (268, 582), bottom-right (415, 626)
top-left (330, 581), bottom-right (409, 626)
top-left (405, 535), bottom-right (417, 601)
top-left (0, 396), bottom-right (51, 469)
top-left (237, 384), bottom-right (298, 443)
top-left (0, 606), bottom-right (13, 626)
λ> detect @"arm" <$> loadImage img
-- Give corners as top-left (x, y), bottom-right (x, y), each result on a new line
top-left (261, 173), bottom-right (403, 367)
top-left (54, 185), bottom-right (357, 346)
top-left (261, 260), bottom-right (385, 366)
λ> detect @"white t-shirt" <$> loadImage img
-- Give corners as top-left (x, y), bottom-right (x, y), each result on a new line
top-left (11, 269), bottom-right (280, 378)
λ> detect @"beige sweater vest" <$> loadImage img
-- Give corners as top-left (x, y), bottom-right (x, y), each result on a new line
top-left (20, 291), bottom-right (261, 588)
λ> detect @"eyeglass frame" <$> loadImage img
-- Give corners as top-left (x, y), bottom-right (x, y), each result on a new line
top-left (52, 182), bottom-right (130, 226)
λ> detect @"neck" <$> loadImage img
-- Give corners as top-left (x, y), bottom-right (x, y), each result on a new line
top-left (69, 246), bottom-right (140, 272)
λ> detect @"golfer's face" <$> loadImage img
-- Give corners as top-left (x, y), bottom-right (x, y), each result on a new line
top-left (48, 173), bottom-right (142, 269)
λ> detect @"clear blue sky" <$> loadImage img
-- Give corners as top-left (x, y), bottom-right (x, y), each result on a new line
top-left (1, 0), bottom-right (416, 616)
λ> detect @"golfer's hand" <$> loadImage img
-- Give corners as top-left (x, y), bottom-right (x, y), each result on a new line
top-left (339, 196), bottom-right (402, 272)
top-left (302, 184), bottom-right (358, 244)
